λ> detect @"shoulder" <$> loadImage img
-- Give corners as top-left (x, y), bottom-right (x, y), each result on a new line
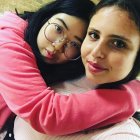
top-left (0, 12), bottom-right (31, 52)
top-left (0, 11), bottom-right (28, 41)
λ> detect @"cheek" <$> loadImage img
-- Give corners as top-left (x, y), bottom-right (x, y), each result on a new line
top-left (37, 26), bottom-right (48, 49)
top-left (37, 30), bottom-right (44, 48)
top-left (81, 40), bottom-right (92, 58)
top-left (113, 58), bottom-right (124, 66)
top-left (57, 55), bottom-right (68, 64)
top-left (110, 54), bottom-right (134, 74)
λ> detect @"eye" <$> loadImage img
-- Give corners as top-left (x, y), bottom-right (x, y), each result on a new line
top-left (54, 24), bottom-right (63, 34)
top-left (88, 31), bottom-right (100, 40)
top-left (109, 39), bottom-right (127, 50)
top-left (70, 41), bottom-right (81, 48)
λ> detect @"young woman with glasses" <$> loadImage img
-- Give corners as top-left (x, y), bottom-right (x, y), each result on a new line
top-left (0, 0), bottom-right (94, 139)
top-left (0, 0), bottom-right (140, 140)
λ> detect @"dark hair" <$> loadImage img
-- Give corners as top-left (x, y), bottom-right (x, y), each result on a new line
top-left (93, 0), bottom-right (140, 87)
top-left (21, 0), bottom-right (95, 85)
top-left (1, 1), bottom-right (95, 138)
top-left (93, 0), bottom-right (140, 121)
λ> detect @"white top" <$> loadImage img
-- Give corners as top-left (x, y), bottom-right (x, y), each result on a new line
top-left (14, 117), bottom-right (140, 140)
top-left (13, 76), bottom-right (140, 140)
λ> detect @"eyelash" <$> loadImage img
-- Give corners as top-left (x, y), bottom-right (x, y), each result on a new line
top-left (88, 31), bottom-right (127, 50)
top-left (109, 39), bottom-right (127, 50)
top-left (55, 24), bottom-right (63, 34)
top-left (88, 31), bottom-right (99, 40)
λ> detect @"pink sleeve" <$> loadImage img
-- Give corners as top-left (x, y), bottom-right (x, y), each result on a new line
top-left (0, 95), bottom-right (14, 128)
top-left (0, 42), bottom-right (140, 135)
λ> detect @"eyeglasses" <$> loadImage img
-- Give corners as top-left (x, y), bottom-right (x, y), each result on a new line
top-left (44, 21), bottom-right (81, 60)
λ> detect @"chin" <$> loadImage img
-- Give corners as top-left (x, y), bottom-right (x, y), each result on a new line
top-left (86, 76), bottom-right (107, 86)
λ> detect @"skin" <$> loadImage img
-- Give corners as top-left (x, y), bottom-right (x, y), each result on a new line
top-left (37, 13), bottom-right (87, 64)
top-left (81, 6), bottom-right (140, 86)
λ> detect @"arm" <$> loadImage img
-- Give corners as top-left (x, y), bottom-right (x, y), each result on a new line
top-left (0, 42), bottom-right (140, 135)
top-left (0, 95), bottom-right (14, 128)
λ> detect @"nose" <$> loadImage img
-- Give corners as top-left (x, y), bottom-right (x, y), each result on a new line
top-left (52, 38), bottom-right (68, 53)
top-left (91, 42), bottom-right (105, 59)
top-left (46, 45), bottom-right (55, 54)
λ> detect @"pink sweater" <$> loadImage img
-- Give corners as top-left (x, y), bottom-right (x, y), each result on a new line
top-left (0, 12), bottom-right (140, 135)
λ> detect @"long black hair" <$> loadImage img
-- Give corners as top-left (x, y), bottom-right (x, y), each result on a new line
top-left (22, 0), bottom-right (95, 85)
top-left (1, 0), bottom-right (95, 139)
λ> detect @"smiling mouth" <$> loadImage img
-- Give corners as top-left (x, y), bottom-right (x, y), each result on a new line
top-left (87, 61), bottom-right (108, 73)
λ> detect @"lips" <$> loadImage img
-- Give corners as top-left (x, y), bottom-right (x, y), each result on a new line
top-left (45, 49), bottom-right (54, 59)
top-left (87, 60), bottom-right (107, 73)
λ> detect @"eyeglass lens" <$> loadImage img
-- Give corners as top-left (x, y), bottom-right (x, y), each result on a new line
top-left (45, 23), bottom-right (64, 43)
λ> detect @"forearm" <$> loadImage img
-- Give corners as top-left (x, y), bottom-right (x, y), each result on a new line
top-left (0, 42), bottom-right (140, 135)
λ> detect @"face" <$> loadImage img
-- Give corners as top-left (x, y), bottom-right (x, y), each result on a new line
top-left (81, 6), bottom-right (140, 86)
top-left (37, 13), bottom-right (87, 64)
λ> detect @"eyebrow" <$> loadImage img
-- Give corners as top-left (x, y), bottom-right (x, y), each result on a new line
top-left (108, 34), bottom-right (131, 43)
top-left (56, 18), bottom-right (83, 43)
top-left (89, 27), bottom-right (100, 34)
top-left (89, 27), bottom-right (131, 43)
top-left (56, 18), bottom-right (69, 30)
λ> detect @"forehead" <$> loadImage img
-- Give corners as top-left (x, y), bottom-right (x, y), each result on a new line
top-left (90, 6), bottom-right (139, 40)
top-left (49, 13), bottom-right (88, 40)
top-left (50, 13), bottom-right (86, 26)
top-left (90, 6), bottom-right (138, 32)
